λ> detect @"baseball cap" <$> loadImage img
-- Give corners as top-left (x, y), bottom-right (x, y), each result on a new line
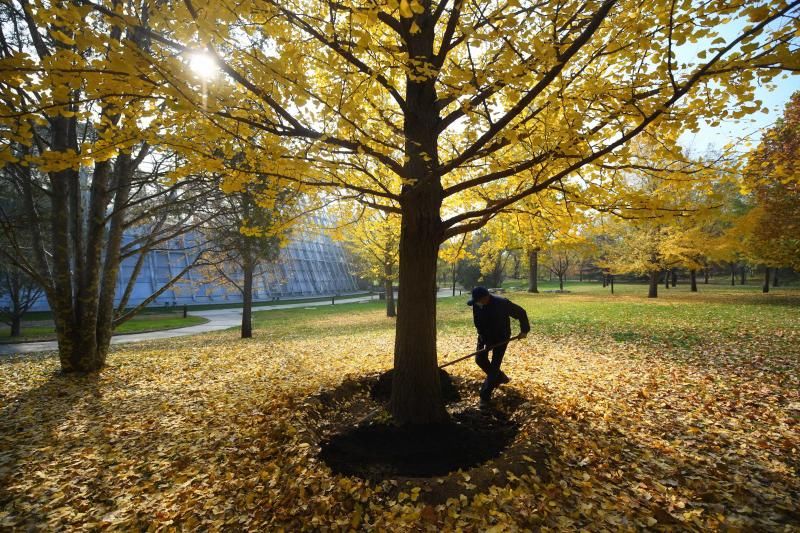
top-left (467, 286), bottom-right (490, 306)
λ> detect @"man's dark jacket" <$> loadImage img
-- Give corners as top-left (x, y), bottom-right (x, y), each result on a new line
top-left (472, 295), bottom-right (530, 344)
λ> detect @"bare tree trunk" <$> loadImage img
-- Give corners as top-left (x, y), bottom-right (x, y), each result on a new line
top-left (97, 153), bottom-right (134, 357)
top-left (527, 249), bottom-right (539, 293)
top-left (559, 274), bottom-right (564, 291)
top-left (451, 261), bottom-right (457, 297)
top-left (385, 262), bottom-right (396, 318)
top-left (648, 271), bottom-right (658, 298)
top-left (762, 267), bottom-right (770, 293)
top-left (10, 316), bottom-right (21, 337)
top-left (671, 269), bottom-right (677, 287)
top-left (241, 260), bottom-right (253, 338)
top-left (690, 269), bottom-right (698, 292)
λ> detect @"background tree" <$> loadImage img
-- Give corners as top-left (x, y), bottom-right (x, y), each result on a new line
top-left (0, 177), bottom-right (44, 336)
top-left (439, 232), bottom-right (472, 297)
top-left (738, 92), bottom-right (800, 292)
top-left (204, 183), bottom-right (288, 337)
top-left (335, 208), bottom-right (401, 317)
top-left (541, 234), bottom-right (591, 291)
top-left (0, 263), bottom-right (42, 337)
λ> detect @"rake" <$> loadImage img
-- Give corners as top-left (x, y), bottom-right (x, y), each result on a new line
top-left (438, 334), bottom-right (523, 370)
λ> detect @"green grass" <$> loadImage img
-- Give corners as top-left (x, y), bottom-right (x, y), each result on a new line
top-left (0, 314), bottom-right (208, 344)
top-left (252, 280), bottom-right (800, 356)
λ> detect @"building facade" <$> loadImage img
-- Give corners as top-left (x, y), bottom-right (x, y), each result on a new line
top-left (10, 226), bottom-right (359, 312)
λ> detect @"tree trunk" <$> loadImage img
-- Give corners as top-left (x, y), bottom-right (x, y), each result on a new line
top-left (648, 271), bottom-right (658, 298)
top-left (704, 267), bottom-right (709, 284)
top-left (527, 249), bottom-right (539, 293)
top-left (610, 275), bottom-right (614, 294)
top-left (730, 264), bottom-right (735, 286)
top-left (390, 199), bottom-right (447, 424)
top-left (559, 274), bottom-right (564, 291)
top-left (390, 16), bottom-right (447, 424)
top-left (671, 269), bottom-right (677, 287)
top-left (385, 263), bottom-right (396, 318)
top-left (97, 153), bottom-right (134, 360)
top-left (579, 269), bottom-right (583, 282)
top-left (664, 270), bottom-right (669, 289)
top-left (740, 265), bottom-right (746, 285)
top-left (602, 274), bottom-right (607, 288)
top-left (772, 268), bottom-right (779, 287)
top-left (762, 267), bottom-right (770, 293)
top-left (690, 269), bottom-right (697, 292)
top-left (241, 260), bottom-right (253, 338)
top-left (10, 315), bottom-right (21, 337)
top-left (451, 261), bottom-right (457, 297)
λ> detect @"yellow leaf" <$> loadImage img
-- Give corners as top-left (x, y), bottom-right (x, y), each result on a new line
top-left (399, 0), bottom-right (413, 18)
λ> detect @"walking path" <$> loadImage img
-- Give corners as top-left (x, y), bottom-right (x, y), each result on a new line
top-left (0, 290), bottom-right (459, 355)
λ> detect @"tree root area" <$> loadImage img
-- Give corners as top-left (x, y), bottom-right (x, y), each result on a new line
top-left (310, 371), bottom-right (550, 498)
top-left (320, 406), bottom-right (518, 478)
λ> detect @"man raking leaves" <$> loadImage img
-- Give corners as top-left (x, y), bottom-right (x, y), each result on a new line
top-left (466, 287), bottom-right (530, 407)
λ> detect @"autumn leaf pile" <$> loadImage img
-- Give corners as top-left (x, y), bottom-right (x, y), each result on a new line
top-left (1, 287), bottom-right (798, 531)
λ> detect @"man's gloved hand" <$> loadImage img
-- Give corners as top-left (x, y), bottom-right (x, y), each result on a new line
top-left (518, 331), bottom-right (528, 339)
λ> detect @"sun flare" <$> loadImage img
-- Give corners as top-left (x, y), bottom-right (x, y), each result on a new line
top-left (188, 52), bottom-right (218, 80)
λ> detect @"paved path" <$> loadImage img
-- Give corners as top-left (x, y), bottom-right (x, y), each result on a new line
top-left (0, 290), bottom-right (460, 355)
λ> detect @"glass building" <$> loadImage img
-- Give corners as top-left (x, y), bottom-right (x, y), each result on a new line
top-left (9, 223), bottom-right (359, 311)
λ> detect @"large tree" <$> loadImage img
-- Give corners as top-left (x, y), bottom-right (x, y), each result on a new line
top-left (740, 91), bottom-right (800, 290)
top-left (0, 1), bottom-right (225, 370)
top-left (5, 0), bottom-right (800, 421)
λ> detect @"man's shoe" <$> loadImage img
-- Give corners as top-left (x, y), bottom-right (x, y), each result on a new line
top-left (498, 371), bottom-right (510, 385)
top-left (479, 398), bottom-right (492, 409)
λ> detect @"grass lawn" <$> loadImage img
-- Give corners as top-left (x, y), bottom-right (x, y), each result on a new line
top-left (0, 314), bottom-right (208, 344)
top-left (0, 282), bottom-right (798, 529)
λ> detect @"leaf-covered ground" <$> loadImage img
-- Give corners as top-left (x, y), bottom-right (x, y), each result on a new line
top-left (1, 283), bottom-right (798, 530)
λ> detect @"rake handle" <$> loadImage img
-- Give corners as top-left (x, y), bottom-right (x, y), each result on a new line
top-left (438, 334), bottom-right (522, 370)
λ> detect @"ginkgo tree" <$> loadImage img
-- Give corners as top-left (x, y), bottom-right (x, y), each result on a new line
top-left (333, 205), bottom-right (401, 317)
top-left (439, 232), bottom-right (472, 296)
top-left (738, 91), bottom-right (800, 291)
top-left (5, 0), bottom-right (800, 422)
top-left (0, 1), bottom-right (232, 372)
top-left (501, 192), bottom-right (579, 293)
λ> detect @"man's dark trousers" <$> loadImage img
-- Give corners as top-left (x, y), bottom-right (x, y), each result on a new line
top-left (475, 338), bottom-right (508, 401)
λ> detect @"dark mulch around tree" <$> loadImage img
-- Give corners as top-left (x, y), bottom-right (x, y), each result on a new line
top-left (369, 368), bottom-right (461, 404)
top-left (320, 405), bottom-right (518, 478)
top-left (306, 373), bottom-right (554, 503)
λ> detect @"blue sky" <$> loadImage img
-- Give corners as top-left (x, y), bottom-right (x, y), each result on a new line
top-left (676, 16), bottom-right (799, 154)
top-left (678, 74), bottom-right (799, 154)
